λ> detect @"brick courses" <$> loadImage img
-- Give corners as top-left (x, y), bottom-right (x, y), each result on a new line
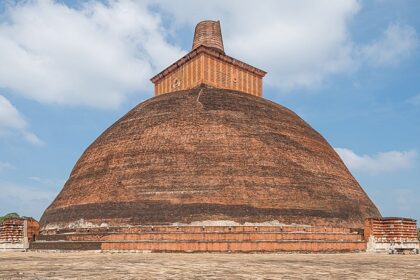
top-left (151, 21), bottom-right (266, 97)
top-left (40, 86), bottom-right (380, 231)
top-left (0, 218), bottom-right (39, 251)
top-left (31, 225), bottom-right (366, 252)
top-left (34, 20), bottom-right (383, 252)
top-left (364, 217), bottom-right (419, 253)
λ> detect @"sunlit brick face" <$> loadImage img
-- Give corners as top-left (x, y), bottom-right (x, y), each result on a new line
top-left (151, 20), bottom-right (266, 97)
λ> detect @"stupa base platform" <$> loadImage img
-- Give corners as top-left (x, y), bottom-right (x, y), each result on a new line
top-left (30, 225), bottom-right (366, 253)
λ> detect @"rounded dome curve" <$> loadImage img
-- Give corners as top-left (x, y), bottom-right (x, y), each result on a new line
top-left (40, 86), bottom-right (380, 229)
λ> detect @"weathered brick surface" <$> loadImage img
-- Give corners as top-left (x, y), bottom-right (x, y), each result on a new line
top-left (152, 46), bottom-right (265, 97)
top-left (364, 217), bottom-right (418, 242)
top-left (30, 241), bottom-right (101, 251)
top-left (36, 225), bottom-right (363, 242)
top-left (31, 225), bottom-right (365, 252)
top-left (364, 217), bottom-right (419, 253)
top-left (192, 20), bottom-right (224, 53)
top-left (0, 219), bottom-right (24, 243)
top-left (40, 86), bottom-right (380, 230)
top-left (99, 240), bottom-right (366, 252)
top-left (27, 219), bottom-right (40, 242)
top-left (0, 218), bottom-right (39, 243)
top-left (151, 21), bottom-right (266, 97)
top-left (37, 232), bottom-right (363, 242)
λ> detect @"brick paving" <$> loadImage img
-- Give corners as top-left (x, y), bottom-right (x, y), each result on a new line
top-left (0, 252), bottom-right (419, 279)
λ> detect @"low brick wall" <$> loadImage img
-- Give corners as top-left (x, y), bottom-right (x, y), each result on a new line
top-left (0, 218), bottom-right (39, 251)
top-left (31, 225), bottom-right (365, 253)
top-left (99, 240), bottom-right (365, 252)
top-left (364, 217), bottom-right (419, 253)
top-left (0, 219), bottom-right (24, 243)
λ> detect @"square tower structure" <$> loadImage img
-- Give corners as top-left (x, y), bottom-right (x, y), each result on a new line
top-left (151, 20), bottom-right (266, 97)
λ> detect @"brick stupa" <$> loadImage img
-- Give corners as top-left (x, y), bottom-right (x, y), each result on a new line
top-left (34, 20), bottom-right (384, 252)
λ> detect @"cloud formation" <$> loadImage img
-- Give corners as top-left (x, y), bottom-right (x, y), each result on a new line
top-left (0, 0), bottom-right (418, 111)
top-left (0, 0), bottom-right (184, 109)
top-left (156, 1), bottom-right (420, 89)
top-left (360, 23), bottom-right (419, 67)
top-left (335, 147), bottom-right (417, 173)
top-left (156, 0), bottom-right (360, 89)
top-left (0, 95), bottom-right (43, 145)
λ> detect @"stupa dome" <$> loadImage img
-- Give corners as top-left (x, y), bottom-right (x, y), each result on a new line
top-left (40, 86), bottom-right (380, 229)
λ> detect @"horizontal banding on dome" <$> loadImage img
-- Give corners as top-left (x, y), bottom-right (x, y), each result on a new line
top-left (40, 86), bottom-right (380, 230)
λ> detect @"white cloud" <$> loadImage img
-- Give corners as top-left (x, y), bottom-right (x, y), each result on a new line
top-left (155, 0), bottom-right (360, 89)
top-left (0, 95), bottom-right (26, 131)
top-left (155, 1), bottom-right (420, 89)
top-left (0, 0), bottom-right (418, 108)
top-left (0, 0), bottom-right (184, 109)
top-left (360, 23), bottom-right (419, 67)
top-left (29, 176), bottom-right (65, 188)
top-left (335, 147), bottom-right (417, 173)
top-left (0, 95), bottom-right (43, 145)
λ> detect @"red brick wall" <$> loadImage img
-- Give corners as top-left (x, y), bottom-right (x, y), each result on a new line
top-left (34, 225), bottom-right (366, 252)
top-left (0, 218), bottom-right (39, 243)
top-left (192, 21), bottom-right (224, 53)
top-left (26, 219), bottom-right (40, 242)
top-left (154, 52), bottom-right (263, 97)
top-left (0, 219), bottom-right (24, 243)
top-left (364, 217), bottom-right (418, 242)
top-left (100, 240), bottom-right (366, 252)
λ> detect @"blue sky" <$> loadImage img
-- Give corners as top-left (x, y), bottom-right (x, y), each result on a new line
top-left (0, 0), bottom-right (419, 222)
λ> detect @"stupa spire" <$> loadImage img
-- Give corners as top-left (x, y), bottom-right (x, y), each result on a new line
top-left (151, 20), bottom-right (266, 97)
top-left (192, 20), bottom-right (224, 54)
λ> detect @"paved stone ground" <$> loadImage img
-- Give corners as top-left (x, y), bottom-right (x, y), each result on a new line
top-left (0, 251), bottom-right (419, 279)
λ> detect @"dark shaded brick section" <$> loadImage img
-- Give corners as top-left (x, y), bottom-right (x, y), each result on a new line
top-left (41, 201), bottom-right (356, 226)
top-left (30, 241), bottom-right (101, 251)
